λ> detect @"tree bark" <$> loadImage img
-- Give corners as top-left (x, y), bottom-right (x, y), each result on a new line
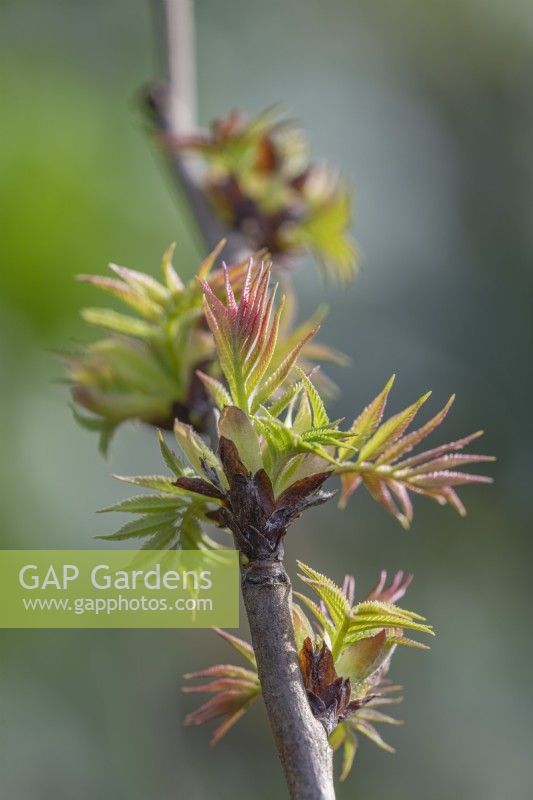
top-left (241, 558), bottom-right (336, 800)
top-left (153, 0), bottom-right (248, 263)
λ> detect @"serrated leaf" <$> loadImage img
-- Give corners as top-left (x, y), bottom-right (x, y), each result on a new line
top-left (296, 368), bottom-right (329, 427)
top-left (99, 494), bottom-right (187, 514)
top-left (359, 392), bottom-right (431, 462)
top-left (252, 324), bottom-right (318, 411)
top-left (292, 591), bottom-right (334, 639)
top-left (174, 420), bottom-right (227, 488)
top-left (196, 370), bottom-right (232, 410)
top-left (297, 561), bottom-right (351, 627)
top-left (113, 474), bottom-right (185, 493)
top-left (157, 430), bottom-right (187, 477)
top-left (214, 628), bottom-right (257, 668)
top-left (96, 511), bottom-right (178, 541)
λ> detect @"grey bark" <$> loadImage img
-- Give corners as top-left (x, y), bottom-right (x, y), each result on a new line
top-left (241, 559), bottom-right (336, 800)
top-left (154, 0), bottom-right (248, 263)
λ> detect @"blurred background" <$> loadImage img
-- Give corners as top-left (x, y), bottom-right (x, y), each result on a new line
top-left (1, 1), bottom-right (532, 798)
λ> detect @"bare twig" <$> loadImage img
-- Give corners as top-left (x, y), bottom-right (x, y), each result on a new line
top-left (164, 0), bottom-right (197, 136)
top-left (154, 0), bottom-right (246, 261)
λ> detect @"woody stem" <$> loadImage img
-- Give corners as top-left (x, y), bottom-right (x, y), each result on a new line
top-left (153, 0), bottom-right (248, 262)
top-left (240, 558), bottom-right (335, 800)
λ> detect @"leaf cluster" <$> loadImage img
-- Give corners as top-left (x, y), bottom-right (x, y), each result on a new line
top-left (174, 107), bottom-right (357, 283)
top-left (66, 245), bottom-right (343, 453)
top-left (183, 563), bottom-right (432, 780)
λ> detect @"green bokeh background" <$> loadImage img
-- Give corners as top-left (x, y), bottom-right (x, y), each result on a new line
top-left (1, 1), bottom-right (531, 798)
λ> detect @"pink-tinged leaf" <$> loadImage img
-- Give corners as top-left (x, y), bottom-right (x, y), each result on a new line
top-left (222, 263), bottom-right (239, 318)
top-left (183, 677), bottom-right (258, 693)
top-left (359, 391), bottom-right (432, 462)
top-left (214, 628), bottom-right (257, 667)
top-left (354, 720), bottom-right (396, 753)
top-left (183, 664), bottom-right (258, 681)
top-left (252, 324), bottom-right (319, 411)
top-left (439, 487), bottom-right (466, 516)
top-left (247, 294), bottom-right (283, 391)
top-left (336, 384), bottom-right (492, 526)
top-left (338, 473), bottom-right (362, 509)
top-left (366, 571), bottom-right (414, 604)
top-left (396, 430), bottom-right (484, 469)
top-left (388, 481), bottom-right (414, 528)
top-left (197, 239), bottom-right (227, 281)
top-left (184, 690), bottom-right (249, 727)
top-left (211, 707), bottom-right (249, 744)
top-left (376, 394), bottom-right (455, 466)
top-left (345, 375), bottom-right (395, 450)
top-left (208, 258), bottom-right (252, 295)
top-left (409, 471), bottom-right (493, 488)
top-left (356, 708), bottom-right (403, 726)
top-left (342, 575), bottom-right (356, 607)
top-left (403, 453), bottom-right (495, 476)
top-left (363, 476), bottom-right (411, 529)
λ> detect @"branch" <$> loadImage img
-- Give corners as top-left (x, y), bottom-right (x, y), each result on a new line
top-left (241, 559), bottom-right (335, 800)
top-left (153, 0), bottom-right (247, 262)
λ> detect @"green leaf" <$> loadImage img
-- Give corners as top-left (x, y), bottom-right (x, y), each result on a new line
top-left (96, 511), bottom-right (178, 541)
top-left (347, 601), bottom-right (434, 639)
top-left (267, 379), bottom-right (304, 418)
top-left (214, 628), bottom-right (257, 668)
top-left (340, 728), bottom-right (358, 781)
top-left (109, 262), bottom-right (169, 305)
top-left (112, 474), bottom-right (184, 494)
top-left (291, 602), bottom-right (314, 650)
top-left (252, 324), bottom-right (318, 411)
top-left (157, 430), bottom-right (187, 477)
top-left (218, 406), bottom-right (263, 474)
top-left (99, 494), bottom-right (187, 514)
top-left (197, 371), bottom-right (232, 410)
top-left (297, 561), bottom-right (350, 627)
top-left (77, 274), bottom-right (163, 319)
top-left (297, 368), bottom-right (329, 427)
top-left (174, 420), bottom-right (227, 487)
top-left (140, 525), bottom-right (180, 550)
top-left (81, 308), bottom-right (157, 338)
top-left (335, 631), bottom-right (393, 686)
top-left (292, 591), bottom-right (334, 639)
top-left (342, 375), bottom-right (395, 456)
top-left (358, 391), bottom-right (431, 462)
